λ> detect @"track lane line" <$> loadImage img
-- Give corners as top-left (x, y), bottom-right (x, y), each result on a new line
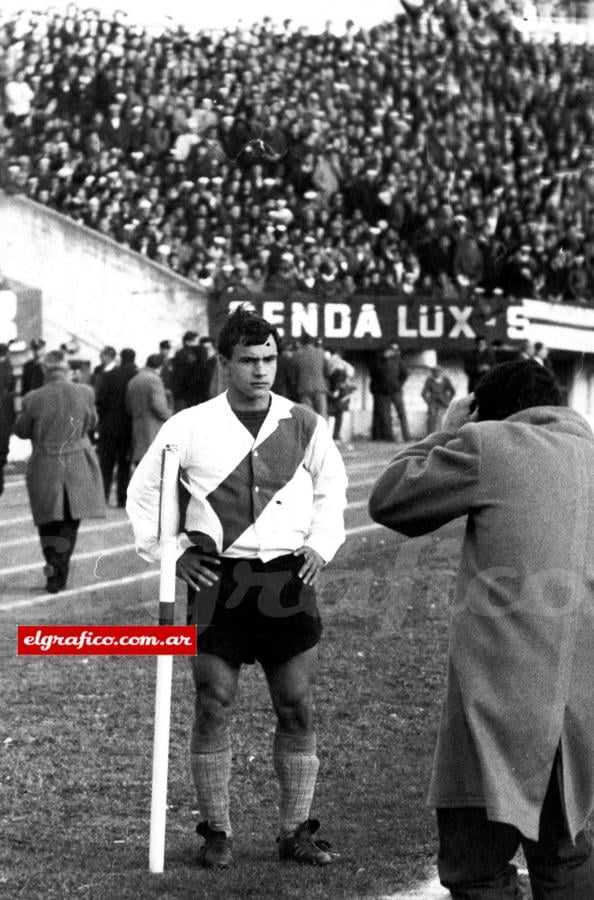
top-left (0, 520), bottom-right (386, 611)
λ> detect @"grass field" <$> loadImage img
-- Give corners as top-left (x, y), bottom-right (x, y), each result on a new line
top-left (1, 515), bottom-right (590, 898)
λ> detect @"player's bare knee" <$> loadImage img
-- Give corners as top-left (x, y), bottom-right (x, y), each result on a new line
top-left (196, 685), bottom-right (234, 731)
top-left (275, 695), bottom-right (314, 734)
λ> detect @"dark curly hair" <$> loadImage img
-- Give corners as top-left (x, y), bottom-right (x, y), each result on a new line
top-left (217, 305), bottom-right (280, 360)
top-left (471, 360), bottom-right (562, 421)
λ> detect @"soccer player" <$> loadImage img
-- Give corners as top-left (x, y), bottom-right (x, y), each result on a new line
top-left (127, 307), bottom-right (347, 869)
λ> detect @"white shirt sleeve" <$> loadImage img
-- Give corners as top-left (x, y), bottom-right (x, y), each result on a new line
top-left (126, 415), bottom-right (189, 563)
top-left (303, 417), bottom-right (348, 562)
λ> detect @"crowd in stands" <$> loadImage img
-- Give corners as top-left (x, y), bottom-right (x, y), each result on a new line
top-left (2, 1), bottom-right (594, 306)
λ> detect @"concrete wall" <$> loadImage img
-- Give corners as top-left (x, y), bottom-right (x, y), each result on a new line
top-left (0, 191), bottom-right (208, 366)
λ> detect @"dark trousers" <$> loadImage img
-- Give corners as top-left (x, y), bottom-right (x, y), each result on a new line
top-left (437, 757), bottom-right (594, 898)
top-left (98, 434), bottom-right (131, 506)
top-left (427, 402), bottom-right (447, 435)
top-left (332, 408), bottom-right (344, 441)
top-left (373, 392), bottom-right (410, 441)
top-left (38, 492), bottom-right (80, 589)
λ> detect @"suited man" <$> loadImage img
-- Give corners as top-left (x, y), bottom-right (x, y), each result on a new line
top-left (95, 348), bottom-right (138, 506)
top-left (126, 355), bottom-right (171, 464)
top-left (21, 339), bottom-right (46, 396)
top-left (195, 336), bottom-right (223, 403)
top-left (170, 331), bottom-right (206, 412)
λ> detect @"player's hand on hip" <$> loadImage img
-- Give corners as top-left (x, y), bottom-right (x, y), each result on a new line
top-left (293, 546), bottom-right (325, 585)
top-left (175, 548), bottom-right (220, 591)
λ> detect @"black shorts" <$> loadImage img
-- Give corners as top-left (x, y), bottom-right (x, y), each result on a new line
top-left (186, 553), bottom-right (322, 668)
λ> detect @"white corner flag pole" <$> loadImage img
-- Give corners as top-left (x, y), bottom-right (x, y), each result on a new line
top-left (149, 444), bottom-right (180, 874)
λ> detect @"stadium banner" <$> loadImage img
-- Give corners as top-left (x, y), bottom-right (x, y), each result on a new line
top-left (213, 292), bottom-right (511, 350)
top-left (213, 293), bottom-right (594, 354)
top-left (510, 299), bottom-right (594, 354)
top-left (1, 278), bottom-right (42, 344)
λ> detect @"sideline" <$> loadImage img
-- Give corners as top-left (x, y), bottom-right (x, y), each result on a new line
top-left (379, 874), bottom-right (448, 899)
top-left (379, 865), bottom-right (529, 898)
top-left (0, 521), bottom-right (385, 611)
top-left (0, 542), bottom-right (136, 577)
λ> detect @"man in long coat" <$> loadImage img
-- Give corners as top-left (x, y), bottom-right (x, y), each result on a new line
top-left (369, 360), bottom-right (594, 898)
top-left (126, 354), bottom-right (171, 465)
top-left (14, 350), bottom-right (105, 593)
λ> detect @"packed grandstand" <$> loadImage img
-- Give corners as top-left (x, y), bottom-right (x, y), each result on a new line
top-left (2, 0), bottom-right (594, 307)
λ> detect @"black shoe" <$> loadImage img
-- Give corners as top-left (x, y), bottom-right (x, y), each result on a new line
top-left (277, 819), bottom-right (333, 865)
top-left (43, 563), bottom-right (68, 593)
top-left (43, 565), bottom-right (61, 594)
top-left (196, 821), bottom-right (233, 869)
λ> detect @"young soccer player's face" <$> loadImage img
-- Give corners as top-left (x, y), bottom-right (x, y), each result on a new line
top-left (223, 338), bottom-right (278, 410)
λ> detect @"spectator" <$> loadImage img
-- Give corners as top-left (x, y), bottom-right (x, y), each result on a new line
top-left (421, 366), bottom-right (456, 435)
top-left (196, 336), bottom-right (223, 403)
top-left (95, 347), bottom-right (138, 507)
top-left (516, 338), bottom-right (536, 361)
top-left (369, 343), bottom-right (410, 442)
top-left (291, 333), bottom-right (330, 419)
top-left (4, 69), bottom-right (34, 127)
top-left (327, 366), bottom-right (355, 445)
top-left (3, 4), bottom-right (594, 306)
top-left (21, 339), bottom-right (46, 396)
top-left (272, 341), bottom-right (298, 401)
top-left (170, 330), bottom-right (204, 412)
top-left (464, 335), bottom-right (495, 393)
top-left (91, 345), bottom-right (117, 393)
top-left (126, 353), bottom-right (171, 465)
top-left (534, 341), bottom-right (554, 370)
top-left (0, 342), bottom-right (15, 496)
top-left (158, 339), bottom-right (173, 399)
top-left (13, 349), bottom-right (106, 593)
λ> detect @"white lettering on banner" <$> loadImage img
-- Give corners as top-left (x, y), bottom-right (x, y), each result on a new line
top-left (353, 303), bottom-right (382, 338)
top-left (397, 305), bottom-right (418, 338)
top-left (507, 306), bottom-right (530, 339)
top-left (0, 291), bottom-right (18, 342)
top-left (448, 306), bottom-right (475, 338)
top-left (419, 305), bottom-right (444, 338)
top-left (228, 299), bottom-right (255, 315)
top-left (261, 301), bottom-right (285, 337)
top-left (324, 302), bottom-right (351, 339)
top-left (291, 302), bottom-right (318, 338)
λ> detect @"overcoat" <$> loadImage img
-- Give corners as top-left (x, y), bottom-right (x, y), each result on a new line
top-left (14, 372), bottom-right (106, 524)
top-left (126, 367), bottom-right (171, 463)
top-left (368, 406), bottom-right (594, 841)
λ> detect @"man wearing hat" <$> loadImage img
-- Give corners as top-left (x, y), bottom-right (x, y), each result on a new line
top-left (14, 350), bottom-right (106, 593)
top-left (21, 339), bottom-right (46, 396)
